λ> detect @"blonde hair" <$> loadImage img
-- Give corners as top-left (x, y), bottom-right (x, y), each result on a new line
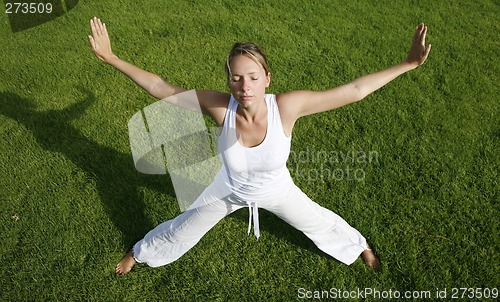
top-left (225, 42), bottom-right (270, 79)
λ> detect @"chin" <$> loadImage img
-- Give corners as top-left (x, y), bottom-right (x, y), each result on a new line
top-left (239, 100), bottom-right (253, 108)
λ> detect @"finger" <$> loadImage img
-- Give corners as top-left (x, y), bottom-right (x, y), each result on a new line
top-left (90, 18), bottom-right (98, 37)
top-left (93, 17), bottom-right (102, 36)
top-left (417, 24), bottom-right (425, 41)
top-left (424, 44), bottom-right (432, 58)
top-left (87, 35), bottom-right (95, 49)
top-left (97, 18), bottom-right (104, 34)
top-left (420, 44), bottom-right (431, 65)
top-left (95, 17), bottom-right (101, 34)
top-left (421, 26), bottom-right (428, 46)
top-left (103, 22), bottom-right (108, 36)
top-left (413, 23), bottom-right (423, 43)
top-left (416, 23), bottom-right (423, 34)
top-left (92, 17), bottom-right (101, 35)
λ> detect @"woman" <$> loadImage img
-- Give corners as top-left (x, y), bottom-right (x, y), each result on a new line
top-left (88, 17), bottom-right (431, 274)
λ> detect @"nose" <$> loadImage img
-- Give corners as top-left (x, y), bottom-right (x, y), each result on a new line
top-left (241, 78), bottom-right (250, 92)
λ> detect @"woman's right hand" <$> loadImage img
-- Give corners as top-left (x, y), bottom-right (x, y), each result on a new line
top-left (404, 23), bottom-right (432, 68)
top-left (88, 17), bottom-right (115, 62)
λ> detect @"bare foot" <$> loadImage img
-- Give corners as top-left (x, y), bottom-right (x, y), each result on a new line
top-left (361, 245), bottom-right (380, 269)
top-left (115, 250), bottom-right (136, 275)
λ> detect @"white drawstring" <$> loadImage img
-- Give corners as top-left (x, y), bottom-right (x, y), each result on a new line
top-left (247, 202), bottom-right (260, 239)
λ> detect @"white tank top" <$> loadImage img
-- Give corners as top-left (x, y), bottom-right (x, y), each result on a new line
top-left (216, 94), bottom-right (294, 203)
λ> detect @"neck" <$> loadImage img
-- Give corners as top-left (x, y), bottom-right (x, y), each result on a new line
top-left (237, 97), bottom-right (266, 122)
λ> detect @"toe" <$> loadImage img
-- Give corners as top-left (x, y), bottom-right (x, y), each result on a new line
top-left (362, 248), bottom-right (381, 269)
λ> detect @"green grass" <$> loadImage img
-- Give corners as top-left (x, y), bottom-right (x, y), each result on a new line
top-left (1, 0), bottom-right (498, 301)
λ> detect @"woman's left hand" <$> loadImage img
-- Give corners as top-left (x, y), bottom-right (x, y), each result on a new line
top-left (88, 17), bottom-right (115, 63)
top-left (405, 23), bottom-right (432, 68)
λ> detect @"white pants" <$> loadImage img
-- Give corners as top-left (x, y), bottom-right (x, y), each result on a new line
top-left (133, 177), bottom-right (368, 267)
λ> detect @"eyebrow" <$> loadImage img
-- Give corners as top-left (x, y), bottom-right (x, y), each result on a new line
top-left (231, 72), bottom-right (259, 77)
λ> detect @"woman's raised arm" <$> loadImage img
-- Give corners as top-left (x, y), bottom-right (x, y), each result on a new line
top-left (87, 17), bottom-right (229, 124)
top-left (278, 23), bottom-right (432, 120)
top-left (87, 17), bottom-right (186, 100)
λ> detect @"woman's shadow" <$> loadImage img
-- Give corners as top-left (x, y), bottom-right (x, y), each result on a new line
top-left (0, 88), bottom-right (175, 247)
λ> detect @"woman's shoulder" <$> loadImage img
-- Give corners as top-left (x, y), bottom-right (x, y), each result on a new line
top-left (196, 90), bottom-right (231, 126)
top-left (275, 91), bottom-right (302, 114)
top-left (274, 92), bottom-right (302, 137)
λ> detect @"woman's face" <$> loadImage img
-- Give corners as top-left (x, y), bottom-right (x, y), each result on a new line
top-left (228, 54), bottom-right (270, 109)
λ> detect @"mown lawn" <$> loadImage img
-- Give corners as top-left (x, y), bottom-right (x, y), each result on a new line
top-left (1, 0), bottom-right (498, 301)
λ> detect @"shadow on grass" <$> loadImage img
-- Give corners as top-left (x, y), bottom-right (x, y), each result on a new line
top-left (5, 0), bottom-right (79, 33)
top-left (0, 88), bottom-right (340, 262)
top-left (0, 88), bottom-right (174, 248)
top-left (228, 208), bottom-right (330, 259)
